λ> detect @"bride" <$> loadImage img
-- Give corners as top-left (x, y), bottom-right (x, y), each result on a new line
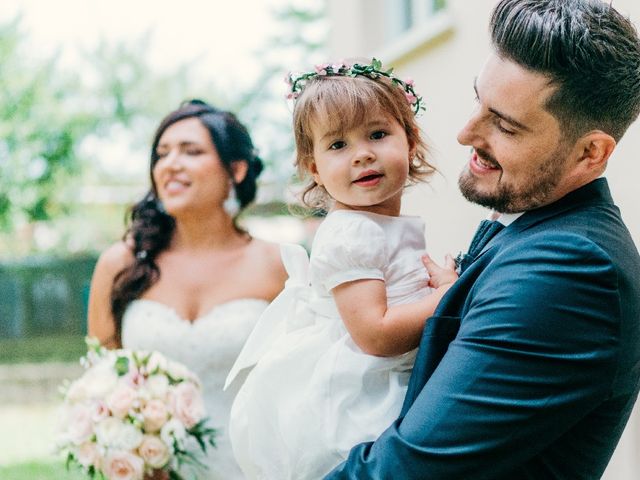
top-left (87, 99), bottom-right (287, 479)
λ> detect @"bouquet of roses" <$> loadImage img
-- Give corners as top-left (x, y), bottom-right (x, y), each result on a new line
top-left (56, 338), bottom-right (217, 480)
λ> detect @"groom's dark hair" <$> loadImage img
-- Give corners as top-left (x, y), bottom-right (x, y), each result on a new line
top-left (490, 0), bottom-right (640, 141)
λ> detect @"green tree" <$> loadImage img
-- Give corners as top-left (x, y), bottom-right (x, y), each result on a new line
top-left (0, 17), bottom-right (216, 246)
top-left (0, 17), bottom-right (98, 230)
top-left (237, 0), bottom-right (328, 210)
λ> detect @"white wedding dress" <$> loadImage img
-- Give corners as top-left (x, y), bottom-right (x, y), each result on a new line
top-left (226, 210), bottom-right (431, 480)
top-left (122, 297), bottom-right (269, 479)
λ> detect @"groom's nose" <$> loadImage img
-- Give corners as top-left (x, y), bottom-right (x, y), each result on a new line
top-left (457, 109), bottom-right (482, 146)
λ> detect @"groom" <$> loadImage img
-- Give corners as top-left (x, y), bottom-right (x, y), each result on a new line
top-left (325, 0), bottom-right (640, 478)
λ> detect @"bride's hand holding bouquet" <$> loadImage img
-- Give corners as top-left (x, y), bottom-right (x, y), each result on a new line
top-left (56, 338), bottom-right (217, 480)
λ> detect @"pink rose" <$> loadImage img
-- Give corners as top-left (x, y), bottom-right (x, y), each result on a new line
top-left (142, 399), bottom-right (169, 433)
top-left (138, 435), bottom-right (170, 469)
top-left (103, 450), bottom-right (144, 480)
top-left (405, 77), bottom-right (415, 86)
top-left (92, 400), bottom-right (110, 423)
top-left (405, 92), bottom-right (418, 105)
top-left (107, 384), bottom-right (137, 419)
top-left (125, 369), bottom-right (145, 388)
top-left (169, 382), bottom-right (205, 429)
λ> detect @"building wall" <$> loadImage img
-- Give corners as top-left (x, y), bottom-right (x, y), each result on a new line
top-left (326, 1), bottom-right (640, 478)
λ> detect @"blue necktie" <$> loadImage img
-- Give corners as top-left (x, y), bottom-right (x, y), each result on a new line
top-left (457, 220), bottom-right (504, 273)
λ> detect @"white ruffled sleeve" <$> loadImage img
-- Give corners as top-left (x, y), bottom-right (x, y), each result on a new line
top-left (310, 213), bottom-right (388, 293)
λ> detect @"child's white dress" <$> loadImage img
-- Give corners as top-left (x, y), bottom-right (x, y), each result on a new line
top-left (225, 209), bottom-right (431, 479)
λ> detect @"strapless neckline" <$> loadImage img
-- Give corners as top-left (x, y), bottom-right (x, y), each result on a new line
top-left (130, 298), bottom-right (270, 325)
top-left (121, 296), bottom-right (269, 479)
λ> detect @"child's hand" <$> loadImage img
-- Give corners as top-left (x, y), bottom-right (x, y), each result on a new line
top-left (421, 253), bottom-right (458, 289)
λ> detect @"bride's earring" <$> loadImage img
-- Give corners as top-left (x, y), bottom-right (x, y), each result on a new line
top-left (223, 180), bottom-right (241, 217)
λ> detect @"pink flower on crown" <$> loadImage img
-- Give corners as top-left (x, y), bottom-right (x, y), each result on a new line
top-left (284, 73), bottom-right (293, 85)
top-left (314, 63), bottom-right (330, 75)
top-left (405, 92), bottom-right (418, 105)
top-left (405, 77), bottom-right (415, 87)
top-left (286, 92), bottom-right (300, 100)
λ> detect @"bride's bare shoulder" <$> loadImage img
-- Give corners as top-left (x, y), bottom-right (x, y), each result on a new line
top-left (248, 238), bottom-right (281, 263)
top-left (247, 238), bottom-right (287, 284)
top-left (95, 241), bottom-right (135, 278)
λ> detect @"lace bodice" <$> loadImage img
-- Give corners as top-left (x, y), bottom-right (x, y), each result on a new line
top-left (122, 298), bottom-right (269, 479)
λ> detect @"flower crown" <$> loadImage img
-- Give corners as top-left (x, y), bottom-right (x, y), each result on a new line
top-left (285, 58), bottom-right (425, 115)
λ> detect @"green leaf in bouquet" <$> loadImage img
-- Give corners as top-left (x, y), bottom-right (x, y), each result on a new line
top-left (65, 452), bottom-right (76, 471)
top-left (168, 470), bottom-right (187, 480)
top-left (132, 350), bottom-right (152, 369)
top-left (175, 450), bottom-right (207, 470)
top-left (115, 356), bottom-right (130, 376)
top-left (187, 419), bottom-right (218, 452)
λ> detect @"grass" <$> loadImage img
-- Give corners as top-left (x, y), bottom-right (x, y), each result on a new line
top-left (0, 460), bottom-right (86, 480)
top-left (0, 335), bottom-right (86, 364)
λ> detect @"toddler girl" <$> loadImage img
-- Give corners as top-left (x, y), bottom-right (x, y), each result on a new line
top-left (225, 59), bottom-right (457, 479)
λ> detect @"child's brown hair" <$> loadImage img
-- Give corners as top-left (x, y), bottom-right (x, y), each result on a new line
top-left (292, 73), bottom-right (435, 210)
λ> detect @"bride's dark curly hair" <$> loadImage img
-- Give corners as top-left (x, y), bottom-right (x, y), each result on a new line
top-left (110, 99), bottom-right (264, 340)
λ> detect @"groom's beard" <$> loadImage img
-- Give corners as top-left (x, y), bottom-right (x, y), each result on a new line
top-left (458, 146), bottom-right (568, 213)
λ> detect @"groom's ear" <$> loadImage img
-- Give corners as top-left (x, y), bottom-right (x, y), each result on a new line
top-left (573, 130), bottom-right (616, 175)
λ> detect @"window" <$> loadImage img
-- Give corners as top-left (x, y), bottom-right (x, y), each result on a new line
top-left (380, 0), bottom-right (452, 63)
top-left (385, 0), bottom-right (447, 41)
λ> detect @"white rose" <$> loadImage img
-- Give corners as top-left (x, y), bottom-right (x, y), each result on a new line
top-left (65, 404), bottom-right (94, 445)
top-left (169, 382), bottom-right (205, 429)
top-left (75, 441), bottom-right (100, 468)
top-left (145, 351), bottom-right (168, 374)
top-left (141, 399), bottom-right (169, 433)
top-left (96, 418), bottom-right (143, 451)
top-left (103, 450), bottom-right (144, 480)
top-left (82, 361), bottom-right (119, 399)
top-left (160, 418), bottom-right (186, 451)
top-left (165, 360), bottom-right (191, 382)
top-left (106, 384), bottom-right (137, 419)
top-left (138, 434), bottom-right (170, 469)
top-left (145, 374), bottom-right (169, 399)
top-left (65, 379), bottom-right (89, 403)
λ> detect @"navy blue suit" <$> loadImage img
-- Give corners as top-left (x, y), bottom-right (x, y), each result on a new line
top-left (325, 179), bottom-right (640, 479)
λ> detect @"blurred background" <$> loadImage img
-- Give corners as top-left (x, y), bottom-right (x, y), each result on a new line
top-left (0, 0), bottom-right (326, 477)
top-left (0, 0), bottom-right (638, 478)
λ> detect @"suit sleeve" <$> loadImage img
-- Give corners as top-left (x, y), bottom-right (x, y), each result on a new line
top-left (325, 232), bottom-right (621, 479)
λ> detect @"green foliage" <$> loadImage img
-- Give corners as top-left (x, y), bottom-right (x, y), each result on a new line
top-left (0, 335), bottom-right (86, 364)
top-left (238, 0), bottom-right (328, 190)
top-left (0, 17), bottom-right (212, 239)
top-left (0, 4), bottom-right (328, 254)
top-left (0, 18), bottom-right (95, 230)
top-left (433, 0), bottom-right (447, 13)
top-left (0, 460), bottom-right (86, 480)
